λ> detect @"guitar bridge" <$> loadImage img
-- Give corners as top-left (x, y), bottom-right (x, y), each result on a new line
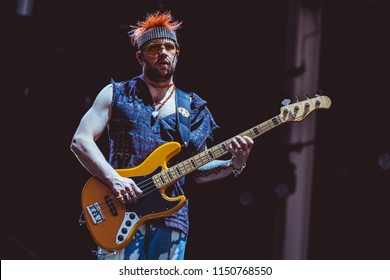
top-left (86, 203), bottom-right (105, 224)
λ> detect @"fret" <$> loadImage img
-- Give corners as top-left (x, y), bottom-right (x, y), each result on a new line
top-left (162, 172), bottom-right (169, 183)
top-left (196, 154), bottom-right (206, 165)
top-left (212, 146), bottom-right (224, 158)
top-left (179, 162), bottom-right (188, 173)
top-left (265, 121), bottom-right (273, 132)
top-left (220, 142), bottom-right (228, 152)
top-left (190, 159), bottom-right (197, 168)
top-left (152, 176), bottom-right (160, 187)
top-left (184, 161), bottom-right (192, 169)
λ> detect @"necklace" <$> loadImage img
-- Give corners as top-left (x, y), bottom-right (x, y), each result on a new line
top-left (147, 82), bottom-right (173, 88)
top-left (152, 85), bottom-right (175, 118)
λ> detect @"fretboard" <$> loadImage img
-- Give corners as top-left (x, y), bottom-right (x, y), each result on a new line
top-left (152, 115), bottom-right (283, 188)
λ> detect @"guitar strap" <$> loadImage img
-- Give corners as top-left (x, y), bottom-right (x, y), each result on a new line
top-left (175, 88), bottom-right (191, 147)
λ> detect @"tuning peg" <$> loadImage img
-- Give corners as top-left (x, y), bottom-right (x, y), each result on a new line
top-left (305, 93), bottom-right (310, 99)
top-left (315, 89), bottom-right (322, 97)
top-left (281, 99), bottom-right (291, 106)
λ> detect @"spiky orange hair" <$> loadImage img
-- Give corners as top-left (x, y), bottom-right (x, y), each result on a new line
top-left (129, 11), bottom-right (182, 47)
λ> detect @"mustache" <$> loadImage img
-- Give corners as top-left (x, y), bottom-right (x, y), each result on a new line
top-left (156, 57), bottom-right (173, 64)
top-left (157, 53), bottom-right (178, 64)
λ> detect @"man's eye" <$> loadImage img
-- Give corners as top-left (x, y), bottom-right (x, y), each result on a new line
top-left (164, 43), bottom-right (175, 50)
top-left (148, 44), bottom-right (161, 51)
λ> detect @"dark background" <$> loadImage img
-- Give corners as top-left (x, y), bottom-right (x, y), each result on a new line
top-left (2, 0), bottom-right (389, 260)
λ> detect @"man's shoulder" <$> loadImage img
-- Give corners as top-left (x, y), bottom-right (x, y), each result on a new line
top-left (110, 76), bottom-right (140, 92)
top-left (187, 91), bottom-right (207, 106)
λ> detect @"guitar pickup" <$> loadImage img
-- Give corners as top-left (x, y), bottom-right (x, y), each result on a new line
top-left (104, 195), bottom-right (118, 216)
top-left (86, 202), bottom-right (105, 224)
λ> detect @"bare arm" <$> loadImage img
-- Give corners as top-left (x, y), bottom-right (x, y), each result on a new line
top-left (70, 84), bottom-right (141, 201)
top-left (192, 135), bottom-right (254, 183)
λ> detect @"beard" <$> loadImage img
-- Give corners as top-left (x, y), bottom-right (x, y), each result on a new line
top-left (144, 57), bottom-right (177, 83)
top-left (145, 67), bottom-right (173, 83)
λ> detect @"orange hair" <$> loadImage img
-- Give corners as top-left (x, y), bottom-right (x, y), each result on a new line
top-left (129, 11), bottom-right (182, 47)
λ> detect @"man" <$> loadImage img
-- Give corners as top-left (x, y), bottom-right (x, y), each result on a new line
top-left (70, 10), bottom-right (254, 260)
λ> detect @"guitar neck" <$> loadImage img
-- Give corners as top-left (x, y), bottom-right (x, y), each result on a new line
top-left (152, 115), bottom-right (283, 188)
top-left (152, 94), bottom-right (332, 189)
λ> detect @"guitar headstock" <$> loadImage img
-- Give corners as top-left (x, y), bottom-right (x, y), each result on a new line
top-left (279, 94), bottom-right (332, 123)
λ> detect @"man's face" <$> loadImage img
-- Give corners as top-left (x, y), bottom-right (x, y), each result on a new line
top-left (140, 39), bottom-right (180, 82)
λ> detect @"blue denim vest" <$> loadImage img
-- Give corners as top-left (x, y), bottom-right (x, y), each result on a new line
top-left (108, 75), bottom-right (219, 235)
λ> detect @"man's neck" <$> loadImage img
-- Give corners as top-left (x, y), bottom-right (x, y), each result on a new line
top-left (143, 75), bottom-right (174, 102)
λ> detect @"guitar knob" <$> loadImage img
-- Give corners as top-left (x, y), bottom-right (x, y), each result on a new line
top-left (117, 235), bottom-right (124, 241)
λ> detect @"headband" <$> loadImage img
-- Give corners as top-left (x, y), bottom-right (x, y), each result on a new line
top-left (137, 26), bottom-right (178, 49)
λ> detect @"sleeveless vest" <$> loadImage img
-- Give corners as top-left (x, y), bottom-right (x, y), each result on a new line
top-left (108, 75), bottom-right (219, 235)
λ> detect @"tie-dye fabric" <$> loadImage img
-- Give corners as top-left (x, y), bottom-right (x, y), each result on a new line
top-left (97, 223), bottom-right (187, 260)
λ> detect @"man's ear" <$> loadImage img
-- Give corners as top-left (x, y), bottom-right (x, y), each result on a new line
top-left (136, 51), bottom-right (143, 64)
top-left (173, 49), bottom-right (180, 62)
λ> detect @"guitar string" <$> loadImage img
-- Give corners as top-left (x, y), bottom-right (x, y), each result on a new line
top-left (91, 121), bottom-right (276, 213)
top-left (91, 142), bottom-right (240, 212)
top-left (84, 98), bottom-right (327, 217)
top-left (93, 162), bottom-right (192, 212)
top-left (92, 148), bottom-right (213, 210)
top-left (108, 142), bottom-right (232, 205)
top-left (92, 150), bottom-right (222, 214)
top-left (93, 178), bottom-right (175, 215)
top-left (100, 154), bottom-right (205, 209)
top-left (92, 158), bottom-right (197, 213)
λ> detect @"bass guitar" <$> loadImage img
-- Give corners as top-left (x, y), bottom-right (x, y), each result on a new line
top-left (80, 94), bottom-right (331, 251)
